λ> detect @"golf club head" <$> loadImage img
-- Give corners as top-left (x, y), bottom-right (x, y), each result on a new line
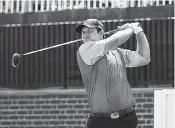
top-left (12, 53), bottom-right (21, 67)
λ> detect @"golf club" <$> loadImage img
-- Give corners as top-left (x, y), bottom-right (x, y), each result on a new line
top-left (12, 29), bottom-right (119, 68)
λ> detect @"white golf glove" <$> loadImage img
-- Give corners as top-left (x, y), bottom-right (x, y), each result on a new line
top-left (130, 22), bottom-right (143, 35)
top-left (117, 22), bottom-right (143, 35)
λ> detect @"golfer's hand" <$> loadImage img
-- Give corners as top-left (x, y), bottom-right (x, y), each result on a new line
top-left (130, 22), bottom-right (143, 35)
top-left (117, 23), bottom-right (131, 30)
top-left (117, 22), bottom-right (143, 35)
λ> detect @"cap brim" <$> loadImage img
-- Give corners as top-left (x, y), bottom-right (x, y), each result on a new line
top-left (76, 24), bottom-right (85, 34)
top-left (76, 24), bottom-right (95, 34)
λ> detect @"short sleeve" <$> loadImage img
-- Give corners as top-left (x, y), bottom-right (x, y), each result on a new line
top-left (117, 48), bottom-right (139, 67)
top-left (79, 40), bottom-right (106, 65)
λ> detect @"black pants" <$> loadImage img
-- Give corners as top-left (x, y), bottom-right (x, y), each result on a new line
top-left (86, 110), bottom-right (138, 128)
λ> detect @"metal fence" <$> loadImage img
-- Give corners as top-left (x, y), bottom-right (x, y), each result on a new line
top-left (0, 0), bottom-right (174, 13)
top-left (0, 18), bottom-right (174, 89)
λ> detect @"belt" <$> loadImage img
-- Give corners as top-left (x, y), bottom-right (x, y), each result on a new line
top-left (90, 105), bottom-right (134, 119)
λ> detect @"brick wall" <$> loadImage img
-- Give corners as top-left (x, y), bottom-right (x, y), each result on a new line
top-left (0, 88), bottom-right (155, 128)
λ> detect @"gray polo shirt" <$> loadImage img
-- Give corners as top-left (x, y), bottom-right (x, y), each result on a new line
top-left (77, 40), bottom-right (136, 113)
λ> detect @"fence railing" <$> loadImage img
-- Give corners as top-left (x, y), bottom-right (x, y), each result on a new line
top-left (0, 0), bottom-right (174, 13)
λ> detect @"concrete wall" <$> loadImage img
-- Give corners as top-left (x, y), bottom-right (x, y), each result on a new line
top-left (0, 88), bottom-right (161, 128)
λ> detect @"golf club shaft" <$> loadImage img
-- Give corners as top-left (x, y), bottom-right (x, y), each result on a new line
top-left (23, 39), bottom-right (82, 56)
top-left (23, 29), bottom-right (119, 56)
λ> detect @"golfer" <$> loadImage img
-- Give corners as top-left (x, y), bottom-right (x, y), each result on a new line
top-left (76, 19), bottom-right (150, 128)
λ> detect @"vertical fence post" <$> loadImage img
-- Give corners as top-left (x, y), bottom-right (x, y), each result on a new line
top-left (137, 0), bottom-right (141, 7)
top-left (35, 0), bottom-right (38, 12)
top-left (99, 0), bottom-right (102, 8)
top-left (150, 0), bottom-right (153, 6)
top-left (5, 0), bottom-right (9, 13)
top-left (41, 0), bottom-right (44, 12)
top-left (51, 0), bottom-right (55, 11)
top-left (156, 0), bottom-right (159, 6)
top-left (93, 0), bottom-right (96, 9)
top-left (87, 0), bottom-right (91, 9)
top-left (10, 0), bottom-right (14, 13)
top-left (28, 0), bottom-right (32, 12)
top-left (105, 0), bottom-right (109, 8)
top-left (21, 1), bottom-right (25, 13)
top-left (63, 0), bottom-right (66, 10)
top-left (0, 0), bottom-right (2, 13)
top-left (143, 0), bottom-right (147, 7)
top-left (16, 0), bottom-right (20, 13)
top-left (69, 0), bottom-right (73, 9)
top-left (46, 0), bottom-right (50, 11)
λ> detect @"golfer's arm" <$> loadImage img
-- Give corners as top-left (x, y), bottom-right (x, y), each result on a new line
top-left (103, 28), bottom-right (133, 54)
top-left (136, 32), bottom-right (150, 63)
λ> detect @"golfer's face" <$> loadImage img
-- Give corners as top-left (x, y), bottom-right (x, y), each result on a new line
top-left (81, 27), bottom-right (100, 41)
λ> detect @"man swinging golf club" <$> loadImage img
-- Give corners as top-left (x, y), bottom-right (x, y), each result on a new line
top-left (76, 19), bottom-right (150, 128)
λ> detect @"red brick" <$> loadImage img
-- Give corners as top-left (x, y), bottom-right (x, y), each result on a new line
top-left (1, 121), bottom-right (11, 125)
top-left (2, 100), bottom-right (11, 104)
top-left (66, 121), bottom-right (76, 125)
top-left (9, 116), bottom-right (19, 120)
top-left (35, 100), bottom-right (45, 104)
top-left (58, 105), bottom-right (68, 109)
top-left (74, 115), bottom-right (84, 119)
top-left (33, 121), bottom-right (44, 125)
top-left (18, 111), bottom-right (27, 115)
top-left (147, 98), bottom-right (153, 102)
top-left (67, 100), bottom-right (77, 103)
top-left (143, 115), bottom-right (153, 119)
top-left (10, 106), bottom-right (19, 109)
top-left (78, 100), bottom-right (83, 103)
top-left (68, 115), bottom-right (74, 119)
top-left (52, 105), bottom-right (57, 109)
top-left (74, 105), bottom-right (84, 108)
top-left (135, 109), bottom-right (146, 113)
top-left (2, 111), bottom-right (16, 115)
top-left (137, 126), bottom-right (142, 128)
top-left (9, 96), bottom-right (19, 99)
top-left (83, 110), bottom-right (90, 114)
top-left (18, 100), bottom-right (28, 104)
top-left (143, 125), bottom-right (153, 128)
top-left (143, 104), bottom-right (153, 108)
top-left (17, 121), bottom-right (27, 125)
top-left (67, 110), bottom-right (76, 114)
top-left (144, 93), bottom-right (154, 97)
top-left (138, 120), bottom-right (145, 124)
top-left (25, 116), bottom-right (41, 120)
top-left (0, 106), bottom-right (6, 109)
top-left (58, 95), bottom-right (69, 98)
top-left (136, 104), bottom-right (142, 108)
top-left (24, 95), bottom-right (35, 99)
top-left (41, 116), bottom-right (52, 120)
top-left (35, 105), bottom-right (41, 109)
top-left (33, 110), bottom-right (45, 114)
top-left (147, 120), bottom-right (152, 124)
top-left (50, 110), bottom-right (60, 114)
top-left (147, 109), bottom-right (153, 113)
top-left (26, 105), bottom-right (35, 109)
top-left (20, 106), bottom-right (25, 109)
top-left (58, 115), bottom-right (68, 119)
top-left (42, 105), bottom-right (52, 109)
top-left (135, 99), bottom-right (146, 102)
top-left (41, 95), bottom-right (53, 99)
top-left (50, 100), bottom-right (61, 104)
top-left (19, 116), bottom-right (25, 120)
top-left (137, 93), bottom-right (142, 97)
top-left (50, 120), bottom-right (60, 125)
